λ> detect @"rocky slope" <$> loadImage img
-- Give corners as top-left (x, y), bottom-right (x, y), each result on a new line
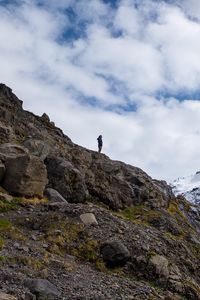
top-left (171, 172), bottom-right (200, 206)
top-left (0, 83), bottom-right (199, 300)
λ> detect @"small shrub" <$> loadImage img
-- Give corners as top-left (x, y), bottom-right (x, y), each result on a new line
top-left (115, 205), bottom-right (161, 227)
top-left (17, 196), bottom-right (48, 205)
top-left (95, 259), bottom-right (108, 272)
top-left (0, 237), bottom-right (4, 250)
top-left (0, 199), bottom-right (18, 212)
top-left (71, 239), bottom-right (99, 262)
top-left (0, 219), bottom-right (11, 230)
top-left (147, 250), bottom-right (157, 258)
top-left (0, 255), bottom-right (6, 262)
top-left (7, 228), bottom-right (27, 241)
top-left (167, 200), bottom-right (194, 232)
top-left (14, 256), bottom-right (43, 271)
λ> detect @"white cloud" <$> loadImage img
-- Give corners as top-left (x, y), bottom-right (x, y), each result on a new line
top-left (146, 4), bottom-right (200, 91)
top-left (113, 3), bottom-right (140, 36)
top-left (181, 0), bottom-right (200, 20)
top-left (1, 0), bottom-right (200, 181)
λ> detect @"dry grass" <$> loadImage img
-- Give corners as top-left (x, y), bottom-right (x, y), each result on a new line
top-left (15, 196), bottom-right (48, 205)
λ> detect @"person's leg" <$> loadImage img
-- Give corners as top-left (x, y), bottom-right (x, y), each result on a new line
top-left (98, 145), bottom-right (102, 153)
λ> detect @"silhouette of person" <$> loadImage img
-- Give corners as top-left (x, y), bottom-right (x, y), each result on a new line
top-left (97, 135), bottom-right (103, 153)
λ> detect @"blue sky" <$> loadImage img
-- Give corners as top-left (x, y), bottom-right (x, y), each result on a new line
top-left (1, 0), bottom-right (200, 181)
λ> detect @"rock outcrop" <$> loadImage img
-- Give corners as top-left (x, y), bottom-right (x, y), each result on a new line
top-left (25, 278), bottom-right (61, 299)
top-left (0, 84), bottom-right (199, 300)
top-left (0, 143), bottom-right (47, 197)
top-left (45, 157), bottom-right (89, 203)
top-left (0, 84), bottom-right (173, 210)
top-left (100, 240), bottom-right (130, 267)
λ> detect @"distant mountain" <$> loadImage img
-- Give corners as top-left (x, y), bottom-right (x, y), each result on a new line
top-left (171, 171), bottom-right (200, 205)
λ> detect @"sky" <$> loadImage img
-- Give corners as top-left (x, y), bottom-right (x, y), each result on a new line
top-left (1, 0), bottom-right (200, 181)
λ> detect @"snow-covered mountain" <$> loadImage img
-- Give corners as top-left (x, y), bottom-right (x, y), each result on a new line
top-left (171, 171), bottom-right (200, 205)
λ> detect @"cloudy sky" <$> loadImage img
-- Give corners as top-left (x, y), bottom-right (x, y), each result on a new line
top-left (1, 0), bottom-right (200, 181)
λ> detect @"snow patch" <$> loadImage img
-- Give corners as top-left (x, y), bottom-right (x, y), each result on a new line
top-left (170, 171), bottom-right (200, 206)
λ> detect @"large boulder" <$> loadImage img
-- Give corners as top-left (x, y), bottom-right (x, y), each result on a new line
top-left (80, 213), bottom-right (98, 225)
top-left (84, 154), bottom-right (174, 210)
top-left (25, 278), bottom-right (61, 299)
top-left (44, 188), bottom-right (68, 203)
top-left (22, 139), bottom-right (50, 160)
top-left (100, 240), bottom-right (130, 267)
top-left (45, 157), bottom-right (88, 203)
top-left (2, 154), bottom-right (48, 196)
top-left (0, 143), bottom-right (28, 161)
top-left (148, 254), bottom-right (170, 285)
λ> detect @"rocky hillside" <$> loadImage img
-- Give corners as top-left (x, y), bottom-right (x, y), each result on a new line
top-left (0, 83), bottom-right (199, 300)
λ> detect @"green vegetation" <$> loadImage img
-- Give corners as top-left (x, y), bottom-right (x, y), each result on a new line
top-left (167, 200), bottom-right (190, 224)
top-left (164, 231), bottom-right (184, 241)
top-left (145, 280), bottom-right (165, 293)
top-left (0, 217), bottom-right (27, 242)
top-left (115, 205), bottom-right (162, 226)
top-left (167, 200), bottom-right (194, 233)
top-left (71, 239), bottom-right (99, 262)
top-left (147, 250), bottom-right (157, 258)
top-left (0, 255), bottom-right (7, 262)
top-left (15, 255), bottom-right (43, 271)
top-left (0, 198), bottom-right (18, 212)
top-left (0, 237), bottom-right (4, 250)
top-left (0, 196), bottom-right (47, 213)
top-left (38, 213), bottom-right (85, 256)
top-left (37, 212), bottom-right (104, 267)
top-left (0, 219), bottom-right (11, 230)
top-left (46, 221), bottom-right (84, 246)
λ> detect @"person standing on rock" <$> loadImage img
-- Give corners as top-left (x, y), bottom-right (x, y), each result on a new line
top-left (97, 135), bottom-right (103, 153)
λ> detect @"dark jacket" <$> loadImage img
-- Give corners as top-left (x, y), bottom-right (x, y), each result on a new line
top-left (97, 136), bottom-right (103, 146)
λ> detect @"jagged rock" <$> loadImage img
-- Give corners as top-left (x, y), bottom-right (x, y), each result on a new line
top-left (22, 139), bottom-right (50, 160)
top-left (0, 160), bottom-right (5, 181)
top-left (148, 254), bottom-right (169, 283)
top-left (100, 240), bottom-right (130, 267)
top-left (183, 202), bottom-right (200, 234)
top-left (25, 278), bottom-right (61, 299)
top-left (41, 113), bottom-right (50, 122)
top-left (80, 213), bottom-right (98, 225)
top-left (0, 143), bottom-right (28, 161)
top-left (44, 188), bottom-right (68, 203)
top-left (0, 124), bottom-right (14, 143)
top-left (0, 192), bottom-right (13, 202)
top-left (45, 157), bottom-right (88, 203)
top-left (82, 153), bottom-right (173, 210)
top-left (0, 84), bottom-right (22, 124)
top-left (0, 83), bottom-right (23, 109)
top-left (2, 154), bottom-right (48, 196)
top-left (163, 291), bottom-right (182, 300)
top-left (0, 293), bottom-right (17, 300)
top-left (184, 280), bottom-right (200, 300)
